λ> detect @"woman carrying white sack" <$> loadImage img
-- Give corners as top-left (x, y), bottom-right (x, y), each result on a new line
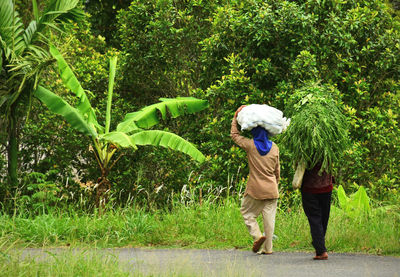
top-left (231, 104), bottom-right (288, 254)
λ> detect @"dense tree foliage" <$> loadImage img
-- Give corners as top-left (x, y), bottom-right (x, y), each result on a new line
top-left (117, 0), bottom-right (223, 103)
top-left (202, 0), bottom-right (400, 200)
top-left (2, 0), bottom-right (399, 210)
top-left (84, 0), bottom-right (131, 46)
top-left (117, 0), bottom-right (400, 201)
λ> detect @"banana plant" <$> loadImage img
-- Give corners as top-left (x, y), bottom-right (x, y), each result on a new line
top-left (34, 45), bottom-right (208, 204)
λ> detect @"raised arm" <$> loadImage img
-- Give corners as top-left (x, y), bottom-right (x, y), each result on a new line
top-left (230, 106), bottom-right (251, 150)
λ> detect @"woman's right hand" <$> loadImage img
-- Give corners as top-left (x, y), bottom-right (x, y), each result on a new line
top-left (234, 105), bottom-right (246, 118)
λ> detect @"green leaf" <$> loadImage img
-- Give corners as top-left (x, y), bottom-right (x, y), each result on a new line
top-left (337, 185), bottom-right (371, 217)
top-left (132, 130), bottom-right (205, 163)
top-left (0, 0), bottom-right (26, 55)
top-left (23, 20), bottom-right (37, 46)
top-left (37, 0), bottom-right (84, 34)
top-left (26, 44), bottom-right (47, 59)
top-left (336, 185), bottom-right (349, 211)
top-left (49, 45), bottom-right (101, 130)
top-left (34, 86), bottom-right (97, 137)
top-left (117, 97), bottom-right (209, 133)
top-left (101, 131), bottom-right (137, 150)
top-left (0, 95), bottom-right (8, 108)
top-left (32, 0), bottom-right (39, 21)
top-left (105, 56), bottom-right (117, 134)
top-left (352, 186), bottom-right (371, 214)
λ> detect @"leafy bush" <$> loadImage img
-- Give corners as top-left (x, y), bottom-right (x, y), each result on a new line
top-left (14, 171), bottom-right (64, 213)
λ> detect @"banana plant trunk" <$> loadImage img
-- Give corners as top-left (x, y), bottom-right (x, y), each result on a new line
top-left (7, 102), bottom-right (18, 188)
top-left (96, 171), bottom-right (111, 210)
top-left (94, 149), bottom-right (123, 210)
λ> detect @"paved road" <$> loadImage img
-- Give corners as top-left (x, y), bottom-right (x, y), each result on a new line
top-left (21, 248), bottom-right (400, 277)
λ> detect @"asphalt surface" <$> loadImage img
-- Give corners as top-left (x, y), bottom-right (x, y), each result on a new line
top-left (20, 248), bottom-right (400, 277)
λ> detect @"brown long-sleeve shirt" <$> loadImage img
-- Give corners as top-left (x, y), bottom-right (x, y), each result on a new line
top-left (231, 118), bottom-right (280, 200)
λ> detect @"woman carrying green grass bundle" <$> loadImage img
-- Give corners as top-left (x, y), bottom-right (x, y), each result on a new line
top-left (284, 83), bottom-right (349, 260)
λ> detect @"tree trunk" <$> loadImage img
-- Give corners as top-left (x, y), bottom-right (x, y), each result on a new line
top-left (7, 102), bottom-right (18, 187)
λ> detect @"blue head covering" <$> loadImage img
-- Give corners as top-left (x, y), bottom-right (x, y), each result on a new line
top-left (251, 126), bottom-right (272, 156)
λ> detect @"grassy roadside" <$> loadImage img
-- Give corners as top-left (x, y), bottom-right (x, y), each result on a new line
top-left (1, 200), bottom-right (399, 256)
top-left (0, 247), bottom-right (251, 277)
top-left (0, 248), bottom-right (132, 277)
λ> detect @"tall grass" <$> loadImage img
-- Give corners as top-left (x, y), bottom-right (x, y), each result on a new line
top-left (1, 199), bottom-right (399, 255)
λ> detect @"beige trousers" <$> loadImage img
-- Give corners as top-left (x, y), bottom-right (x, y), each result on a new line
top-left (240, 194), bottom-right (278, 253)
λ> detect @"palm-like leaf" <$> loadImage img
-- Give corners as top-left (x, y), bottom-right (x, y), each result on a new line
top-left (39, 0), bottom-right (84, 26)
top-left (0, 0), bottom-right (26, 57)
top-left (24, 0), bottom-right (84, 46)
top-left (117, 97), bottom-right (209, 133)
top-left (0, 0), bottom-right (84, 110)
top-left (23, 20), bottom-right (37, 47)
top-left (34, 85), bottom-right (97, 137)
top-left (132, 130), bottom-right (205, 163)
top-left (0, 0), bottom-right (85, 187)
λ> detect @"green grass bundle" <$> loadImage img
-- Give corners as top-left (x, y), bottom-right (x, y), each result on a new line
top-left (282, 83), bottom-right (349, 173)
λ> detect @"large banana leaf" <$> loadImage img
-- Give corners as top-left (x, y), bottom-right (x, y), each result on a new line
top-left (132, 130), bottom-right (205, 163)
top-left (117, 97), bottom-right (209, 133)
top-left (49, 45), bottom-right (101, 130)
top-left (101, 131), bottom-right (137, 150)
top-left (34, 86), bottom-right (97, 137)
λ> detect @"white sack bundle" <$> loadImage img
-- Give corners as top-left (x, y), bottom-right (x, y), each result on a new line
top-left (237, 104), bottom-right (290, 135)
